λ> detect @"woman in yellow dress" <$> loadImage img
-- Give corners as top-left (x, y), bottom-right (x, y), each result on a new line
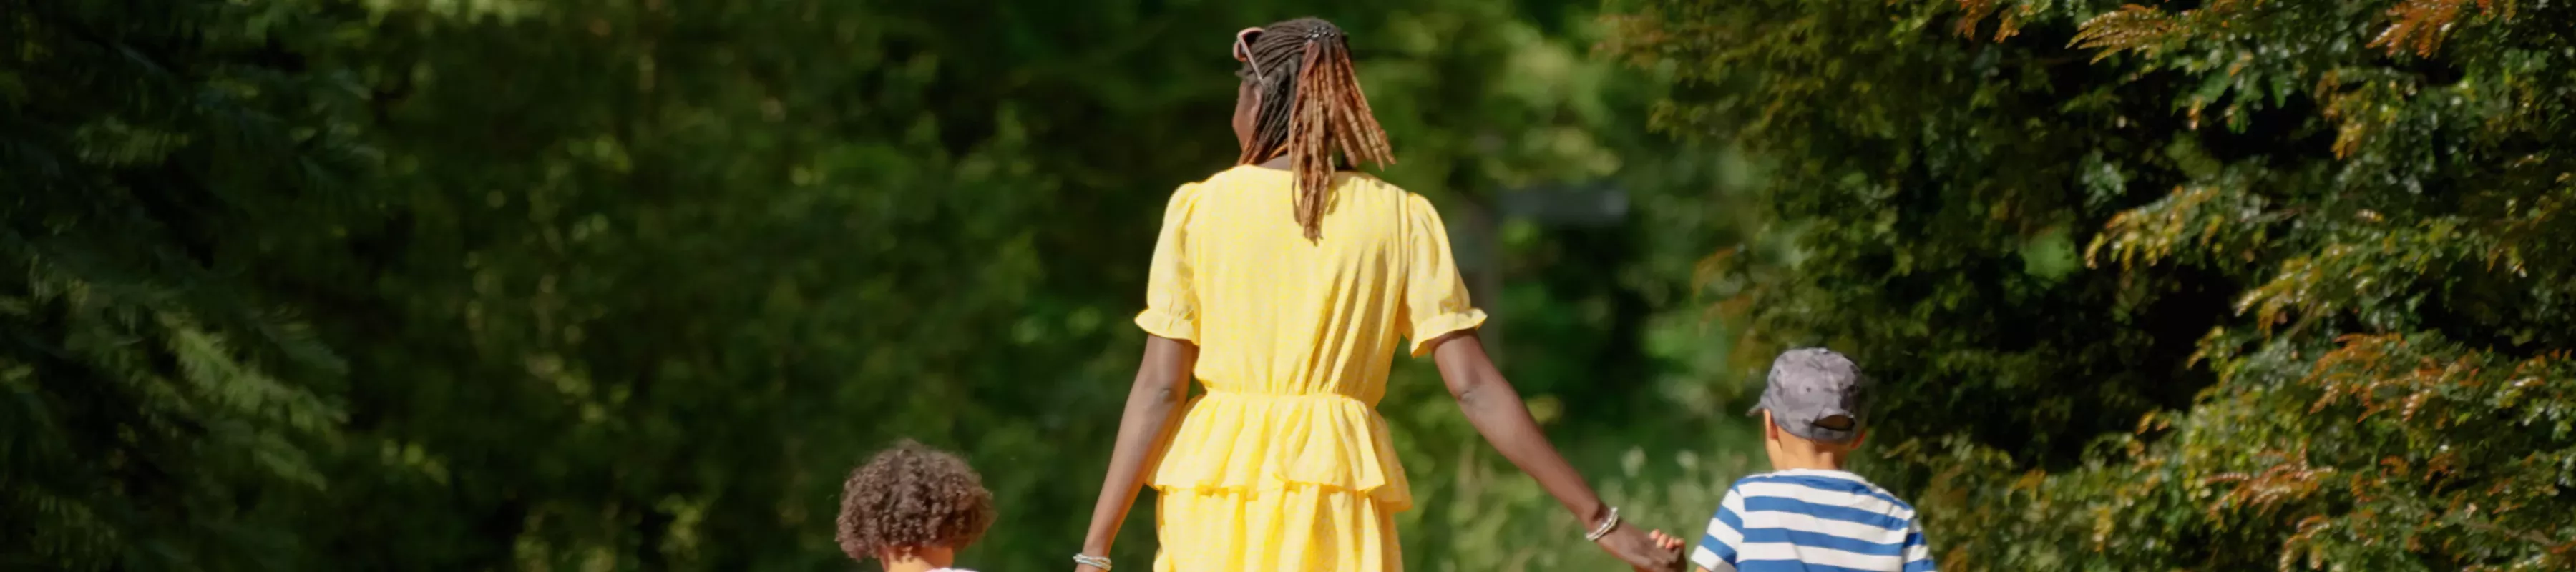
top-left (1070, 18), bottom-right (1679, 572)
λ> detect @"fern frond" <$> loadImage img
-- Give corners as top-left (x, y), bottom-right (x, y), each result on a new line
top-left (1956, 0), bottom-right (2003, 39)
top-left (2071, 5), bottom-right (2181, 61)
top-left (2368, 0), bottom-right (2504, 56)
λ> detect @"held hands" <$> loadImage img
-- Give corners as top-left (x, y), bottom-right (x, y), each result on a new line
top-left (1649, 529), bottom-right (1687, 551)
top-left (1594, 524), bottom-right (1685, 572)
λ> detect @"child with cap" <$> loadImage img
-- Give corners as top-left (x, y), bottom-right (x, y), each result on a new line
top-left (1650, 348), bottom-right (1934, 572)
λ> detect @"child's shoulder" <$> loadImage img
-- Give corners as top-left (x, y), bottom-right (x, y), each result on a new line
top-left (1725, 470), bottom-right (1916, 512)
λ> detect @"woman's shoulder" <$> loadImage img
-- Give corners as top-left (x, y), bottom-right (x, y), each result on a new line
top-left (1195, 164), bottom-right (1267, 182)
top-left (1189, 164), bottom-right (1403, 189)
top-left (1337, 170), bottom-right (1406, 195)
top-left (1177, 166), bottom-right (1422, 212)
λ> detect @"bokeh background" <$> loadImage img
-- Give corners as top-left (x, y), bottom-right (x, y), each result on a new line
top-left (8, 0), bottom-right (2573, 570)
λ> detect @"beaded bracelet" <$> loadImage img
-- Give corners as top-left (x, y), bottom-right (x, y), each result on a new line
top-left (1073, 553), bottom-right (1113, 571)
top-left (1584, 507), bottom-right (1623, 541)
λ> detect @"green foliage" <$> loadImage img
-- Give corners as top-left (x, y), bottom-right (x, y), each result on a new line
top-left (4, 1), bottom-right (368, 568)
top-left (8, 0), bottom-right (1754, 570)
top-left (35, 0), bottom-right (2572, 569)
top-left (1609, 0), bottom-right (2576, 568)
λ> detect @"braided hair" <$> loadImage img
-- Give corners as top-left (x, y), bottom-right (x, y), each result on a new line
top-left (1236, 17), bottom-right (1396, 240)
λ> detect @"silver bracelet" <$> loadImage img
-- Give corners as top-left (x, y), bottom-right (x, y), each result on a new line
top-left (1584, 506), bottom-right (1623, 541)
top-left (1073, 553), bottom-right (1113, 570)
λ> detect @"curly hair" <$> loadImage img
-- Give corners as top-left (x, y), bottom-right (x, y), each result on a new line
top-left (836, 440), bottom-right (995, 562)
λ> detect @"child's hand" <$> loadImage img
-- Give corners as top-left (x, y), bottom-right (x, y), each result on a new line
top-left (1649, 529), bottom-right (1685, 551)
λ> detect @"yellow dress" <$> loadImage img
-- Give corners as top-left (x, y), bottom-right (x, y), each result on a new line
top-left (1133, 165), bottom-right (1486, 572)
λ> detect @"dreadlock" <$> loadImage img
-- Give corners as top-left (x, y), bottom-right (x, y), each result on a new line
top-left (1236, 17), bottom-right (1396, 240)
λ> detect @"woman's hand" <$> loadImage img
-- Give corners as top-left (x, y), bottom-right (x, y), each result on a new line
top-left (1072, 565), bottom-right (1108, 572)
top-left (1596, 524), bottom-right (1684, 572)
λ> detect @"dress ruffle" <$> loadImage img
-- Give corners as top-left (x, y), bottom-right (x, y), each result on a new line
top-left (1148, 392), bottom-right (1413, 511)
top-left (1153, 484), bottom-right (1402, 572)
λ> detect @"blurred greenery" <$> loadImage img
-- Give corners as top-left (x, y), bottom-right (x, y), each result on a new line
top-left (6, 0), bottom-right (1750, 570)
top-left (9, 0), bottom-right (2572, 570)
top-left (1609, 0), bottom-right (2575, 569)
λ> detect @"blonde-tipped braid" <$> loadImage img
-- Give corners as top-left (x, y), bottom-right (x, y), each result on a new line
top-left (1236, 18), bottom-right (1395, 240)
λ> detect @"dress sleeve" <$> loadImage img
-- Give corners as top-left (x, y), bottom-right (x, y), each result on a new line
top-left (1134, 183), bottom-right (1202, 342)
top-left (1400, 193), bottom-right (1488, 357)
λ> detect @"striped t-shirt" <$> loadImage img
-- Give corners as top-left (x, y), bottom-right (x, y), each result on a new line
top-left (1691, 469), bottom-right (1933, 572)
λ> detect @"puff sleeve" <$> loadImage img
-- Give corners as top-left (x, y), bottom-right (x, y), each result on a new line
top-left (1400, 193), bottom-right (1488, 356)
top-left (1133, 183), bottom-right (1203, 342)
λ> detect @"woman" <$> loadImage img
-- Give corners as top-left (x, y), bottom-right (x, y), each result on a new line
top-left (1071, 17), bottom-right (1679, 572)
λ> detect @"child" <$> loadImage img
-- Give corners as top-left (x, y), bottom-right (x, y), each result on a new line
top-left (838, 440), bottom-right (996, 572)
top-left (1652, 348), bottom-right (1933, 572)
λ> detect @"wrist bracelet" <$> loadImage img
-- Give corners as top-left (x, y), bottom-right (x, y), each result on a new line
top-left (1584, 506), bottom-right (1622, 541)
top-left (1073, 553), bottom-right (1113, 570)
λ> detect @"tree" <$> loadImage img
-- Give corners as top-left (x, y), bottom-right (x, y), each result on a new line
top-left (1607, 0), bottom-right (2575, 568)
top-left (8, 0), bottom-right (1749, 569)
top-left (3, 0), bottom-right (374, 569)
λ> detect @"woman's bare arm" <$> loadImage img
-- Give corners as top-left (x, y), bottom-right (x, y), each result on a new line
top-left (1430, 331), bottom-right (1681, 571)
top-left (1075, 335), bottom-right (1198, 570)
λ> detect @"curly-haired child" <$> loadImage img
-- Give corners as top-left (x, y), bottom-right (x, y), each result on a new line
top-left (838, 440), bottom-right (997, 572)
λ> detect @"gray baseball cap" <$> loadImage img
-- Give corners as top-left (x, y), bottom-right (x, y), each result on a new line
top-left (1750, 347), bottom-right (1868, 443)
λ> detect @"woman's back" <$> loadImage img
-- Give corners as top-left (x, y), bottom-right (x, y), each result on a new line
top-left (1136, 165), bottom-right (1485, 513)
top-left (1139, 166), bottom-right (1483, 400)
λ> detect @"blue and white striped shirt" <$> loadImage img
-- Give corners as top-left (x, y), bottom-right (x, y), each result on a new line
top-left (1691, 469), bottom-right (1933, 572)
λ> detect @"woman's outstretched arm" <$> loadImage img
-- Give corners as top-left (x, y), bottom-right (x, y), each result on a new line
top-left (1075, 335), bottom-right (1198, 571)
top-left (1430, 331), bottom-right (1681, 571)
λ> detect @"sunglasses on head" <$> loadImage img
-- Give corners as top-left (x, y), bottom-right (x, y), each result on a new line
top-left (1233, 27), bottom-right (1266, 82)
